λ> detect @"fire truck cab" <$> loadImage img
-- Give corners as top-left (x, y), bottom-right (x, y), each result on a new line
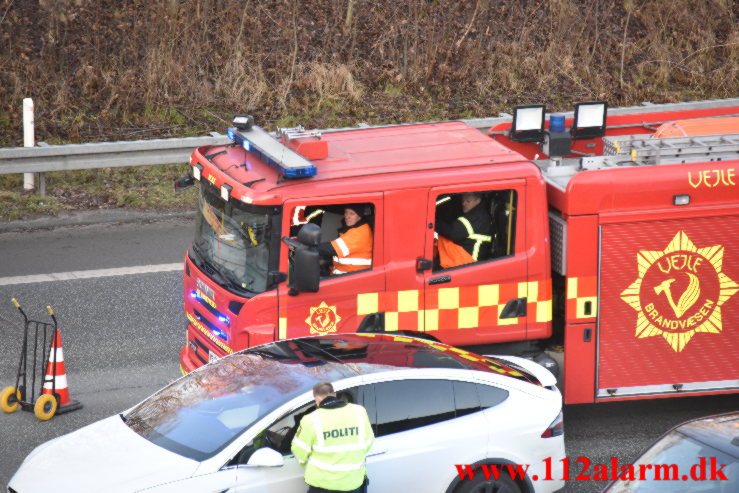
top-left (178, 99), bottom-right (739, 404)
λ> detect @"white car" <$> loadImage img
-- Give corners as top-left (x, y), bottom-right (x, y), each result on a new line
top-left (8, 333), bottom-right (565, 493)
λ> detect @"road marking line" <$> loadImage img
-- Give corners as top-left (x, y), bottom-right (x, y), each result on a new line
top-left (0, 263), bottom-right (182, 286)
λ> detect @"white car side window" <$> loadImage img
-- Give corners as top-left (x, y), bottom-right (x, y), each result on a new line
top-left (372, 380), bottom-right (455, 436)
top-left (231, 387), bottom-right (361, 465)
top-left (368, 380), bottom-right (510, 437)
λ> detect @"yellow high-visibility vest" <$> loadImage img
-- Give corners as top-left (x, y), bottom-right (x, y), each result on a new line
top-left (291, 402), bottom-right (374, 491)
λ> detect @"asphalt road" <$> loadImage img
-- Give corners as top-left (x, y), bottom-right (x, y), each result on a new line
top-left (0, 215), bottom-right (737, 492)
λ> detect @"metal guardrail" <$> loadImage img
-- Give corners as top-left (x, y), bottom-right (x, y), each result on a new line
top-left (1, 98), bottom-right (737, 175)
top-left (0, 119), bottom-right (501, 175)
top-left (0, 133), bottom-right (231, 175)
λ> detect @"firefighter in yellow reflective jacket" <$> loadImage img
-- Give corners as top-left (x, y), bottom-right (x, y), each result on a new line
top-left (291, 382), bottom-right (374, 493)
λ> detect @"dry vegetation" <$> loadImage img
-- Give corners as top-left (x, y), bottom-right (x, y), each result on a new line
top-left (0, 0), bottom-right (737, 218)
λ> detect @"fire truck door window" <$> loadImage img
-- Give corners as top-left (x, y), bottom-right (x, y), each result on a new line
top-left (289, 203), bottom-right (375, 277)
top-left (433, 190), bottom-right (517, 272)
top-left (319, 211), bottom-right (343, 243)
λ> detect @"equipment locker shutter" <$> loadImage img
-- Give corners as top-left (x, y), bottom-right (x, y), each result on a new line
top-left (597, 215), bottom-right (739, 398)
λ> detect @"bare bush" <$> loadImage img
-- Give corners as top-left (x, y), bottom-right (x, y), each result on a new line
top-left (0, 0), bottom-right (735, 145)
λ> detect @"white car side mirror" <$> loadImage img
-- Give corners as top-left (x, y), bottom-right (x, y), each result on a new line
top-left (246, 447), bottom-right (285, 467)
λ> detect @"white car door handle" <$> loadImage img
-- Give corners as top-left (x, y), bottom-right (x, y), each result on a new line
top-left (367, 449), bottom-right (387, 457)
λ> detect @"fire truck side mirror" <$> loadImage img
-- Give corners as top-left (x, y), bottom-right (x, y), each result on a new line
top-left (174, 174), bottom-right (195, 192)
top-left (297, 223), bottom-right (321, 246)
top-left (292, 247), bottom-right (320, 293)
top-left (285, 223), bottom-right (321, 294)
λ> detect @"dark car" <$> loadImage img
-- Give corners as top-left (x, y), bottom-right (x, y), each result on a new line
top-left (603, 412), bottom-right (739, 492)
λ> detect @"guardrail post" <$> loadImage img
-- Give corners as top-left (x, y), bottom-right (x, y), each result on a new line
top-left (23, 98), bottom-right (35, 192)
top-left (37, 142), bottom-right (50, 196)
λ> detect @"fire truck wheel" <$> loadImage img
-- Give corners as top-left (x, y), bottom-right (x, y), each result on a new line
top-left (0, 386), bottom-right (21, 413)
top-left (33, 394), bottom-right (58, 421)
top-left (453, 467), bottom-right (521, 493)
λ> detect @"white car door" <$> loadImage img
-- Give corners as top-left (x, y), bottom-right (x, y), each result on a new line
top-left (232, 457), bottom-right (306, 492)
top-left (227, 401), bottom-right (314, 493)
top-left (142, 470), bottom-right (239, 493)
top-left (364, 379), bottom-right (505, 493)
top-left (230, 386), bottom-right (364, 492)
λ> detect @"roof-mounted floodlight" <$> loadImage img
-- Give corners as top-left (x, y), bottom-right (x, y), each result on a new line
top-left (233, 114), bottom-right (254, 131)
top-left (510, 105), bottom-right (546, 143)
top-left (571, 101), bottom-right (607, 140)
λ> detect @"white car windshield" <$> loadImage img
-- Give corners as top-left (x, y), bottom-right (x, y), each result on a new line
top-left (124, 347), bottom-right (353, 461)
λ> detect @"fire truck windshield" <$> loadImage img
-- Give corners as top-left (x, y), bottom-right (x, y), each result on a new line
top-left (191, 181), bottom-right (277, 294)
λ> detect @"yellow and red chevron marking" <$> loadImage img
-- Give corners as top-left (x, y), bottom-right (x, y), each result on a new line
top-left (357, 280), bottom-right (552, 332)
top-left (567, 276), bottom-right (598, 320)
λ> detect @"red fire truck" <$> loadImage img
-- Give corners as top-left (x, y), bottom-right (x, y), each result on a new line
top-left (175, 99), bottom-right (739, 404)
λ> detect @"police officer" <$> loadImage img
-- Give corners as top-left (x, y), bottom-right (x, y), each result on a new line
top-left (291, 382), bottom-right (374, 493)
top-left (436, 192), bottom-right (493, 268)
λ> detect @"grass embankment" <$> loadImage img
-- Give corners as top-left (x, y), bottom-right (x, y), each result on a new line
top-left (0, 165), bottom-right (196, 221)
top-left (0, 0), bottom-right (736, 221)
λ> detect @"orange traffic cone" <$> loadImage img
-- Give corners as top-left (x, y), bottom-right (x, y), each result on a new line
top-left (38, 328), bottom-right (82, 419)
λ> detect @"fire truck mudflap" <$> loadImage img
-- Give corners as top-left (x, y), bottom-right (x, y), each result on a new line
top-left (598, 215), bottom-right (739, 399)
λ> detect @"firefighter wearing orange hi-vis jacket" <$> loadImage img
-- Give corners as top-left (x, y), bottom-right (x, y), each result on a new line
top-left (317, 205), bottom-right (373, 275)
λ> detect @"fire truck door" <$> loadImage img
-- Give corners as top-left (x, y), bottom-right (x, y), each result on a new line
top-left (277, 195), bottom-right (385, 341)
top-left (423, 181), bottom-right (530, 345)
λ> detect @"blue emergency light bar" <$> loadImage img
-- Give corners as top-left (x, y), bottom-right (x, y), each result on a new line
top-left (227, 125), bottom-right (317, 179)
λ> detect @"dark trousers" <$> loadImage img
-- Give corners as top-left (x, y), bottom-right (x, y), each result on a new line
top-left (308, 487), bottom-right (360, 493)
top-left (307, 477), bottom-right (368, 493)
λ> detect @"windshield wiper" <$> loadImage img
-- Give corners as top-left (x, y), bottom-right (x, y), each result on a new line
top-left (190, 246), bottom-right (235, 288)
top-left (222, 274), bottom-right (257, 296)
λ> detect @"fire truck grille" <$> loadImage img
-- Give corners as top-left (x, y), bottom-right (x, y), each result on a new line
top-left (193, 308), bottom-right (229, 342)
top-left (549, 211), bottom-right (567, 277)
top-left (190, 336), bottom-right (209, 365)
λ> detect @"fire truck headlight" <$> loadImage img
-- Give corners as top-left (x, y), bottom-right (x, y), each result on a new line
top-left (674, 194), bottom-right (690, 206)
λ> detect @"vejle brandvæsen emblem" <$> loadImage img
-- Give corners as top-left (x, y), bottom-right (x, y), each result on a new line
top-left (621, 231), bottom-right (738, 352)
top-left (306, 301), bottom-right (342, 335)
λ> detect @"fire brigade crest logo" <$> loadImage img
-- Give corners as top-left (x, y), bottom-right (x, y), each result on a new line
top-left (306, 301), bottom-right (342, 335)
top-left (620, 232), bottom-right (738, 352)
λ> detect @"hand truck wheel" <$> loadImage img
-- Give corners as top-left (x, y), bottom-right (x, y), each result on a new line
top-left (1, 386), bottom-right (21, 413)
top-left (34, 394), bottom-right (58, 421)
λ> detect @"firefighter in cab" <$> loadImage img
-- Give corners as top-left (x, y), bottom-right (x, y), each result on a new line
top-left (291, 382), bottom-right (374, 493)
top-left (436, 192), bottom-right (493, 269)
top-left (317, 204), bottom-right (373, 275)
